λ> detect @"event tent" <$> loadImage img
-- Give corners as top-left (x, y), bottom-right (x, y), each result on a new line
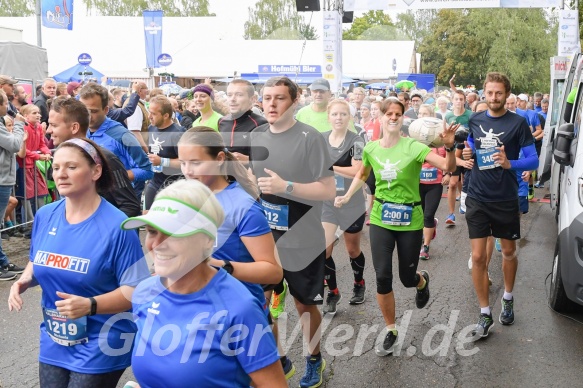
top-left (53, 63), bottom-right (104, 83)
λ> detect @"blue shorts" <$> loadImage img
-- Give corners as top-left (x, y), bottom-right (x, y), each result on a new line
top-left (518, 196), bottom-right (529, 214)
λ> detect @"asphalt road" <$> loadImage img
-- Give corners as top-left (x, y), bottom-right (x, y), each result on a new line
top-left (1, 189), bottom-right (583, 387)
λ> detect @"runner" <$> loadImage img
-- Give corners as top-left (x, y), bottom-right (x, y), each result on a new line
top-left (335, 98), bottom-right (458, 356)
top-left (8, 138), bottom-right (150, 387)
top-left (144, 95), bottom-right (185, 211)
top-left (191, 84), bottom-right (223, 131)
top-left (321, 99), bottom-right (367, 315)
top-left (417, 105), bottom-right (447, 260)
top-left (121, 180), bottom-right (286, 388)
top-left (462, 72), bottom-right (538, 339)
top-left (177, 126), bottom-right (294, 379)
top-left (249, 76), bottom-right (335, 388)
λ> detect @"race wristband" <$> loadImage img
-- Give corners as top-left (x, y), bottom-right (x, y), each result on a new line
top-left (161, 158), bottom-right (171, 167)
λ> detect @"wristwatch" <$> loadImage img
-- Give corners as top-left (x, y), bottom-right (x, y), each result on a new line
top-left (222, 260), bottom-right (234, 275)
top-left (89, 297), bottom-right (97, 316)
top-left (444, 143), bottom-right (457, 152)
top-left (285, 181), bottom-right (294, 194)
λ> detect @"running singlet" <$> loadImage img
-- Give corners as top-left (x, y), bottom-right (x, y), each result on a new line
top-left (131, 271), bottom-right (279, 388)
top-left (31, 198), bottom-right (150, 373)
top-left (250, 121), bottom-right (334, 248)
top-left (467, 110), bottom-right (533, 202)
top-left (213, 182), bottom-right (270, 308)
top-left (323, 130), bottom-right (365, 207)
top-left (420, 147), bottom-right (446, 185)
top-left (362, 137), bottom-right (431, 231)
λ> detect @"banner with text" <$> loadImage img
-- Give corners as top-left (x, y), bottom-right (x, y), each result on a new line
top-left (41, 0), bottom-right (74, 30)
top-left (344, 0), bottom-right (560, 10)
top-left (143, 10), bottom-right (163, 68)
top-left (558, 10), bottom-right (581, 58)
top-left (322, 11), bottom-right (343, 94)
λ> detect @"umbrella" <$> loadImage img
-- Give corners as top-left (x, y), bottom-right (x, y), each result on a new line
top-left (52, 64), bottom-right (104, 83)
top-left (110, 79), bottom-right (132, 88)
top-left (366, 82), bottom-right (390, 90)
top-left (395, 80), bottom-right (415, 90)
top-left (159, 83), bottom-right (183, 95)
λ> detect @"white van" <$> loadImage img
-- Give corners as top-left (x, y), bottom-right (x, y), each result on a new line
top-left (546, 51), bottom-right (583, 312)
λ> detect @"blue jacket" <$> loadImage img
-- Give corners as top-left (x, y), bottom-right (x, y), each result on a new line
top-left (87, 117), bottom-right (153, 183)
top-left (107, 92), bottom-right (140, 127)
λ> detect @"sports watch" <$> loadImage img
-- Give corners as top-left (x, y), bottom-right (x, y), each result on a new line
top-left (222, 260), bottom-right (234, 275)
top-left (285, 181), bottom-right (294, 194)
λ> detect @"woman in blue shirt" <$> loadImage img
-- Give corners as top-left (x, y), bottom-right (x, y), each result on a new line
top-left (121, 179), bottom-right (286, 388)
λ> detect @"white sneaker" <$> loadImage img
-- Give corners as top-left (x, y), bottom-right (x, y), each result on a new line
top-left (468, 253), bottom-right (472, 272)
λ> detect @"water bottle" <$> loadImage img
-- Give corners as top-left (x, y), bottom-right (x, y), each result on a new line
top-left (152, 163), bottom-right (163, 173)
top-left (123, 381), bottom-right (139, 388)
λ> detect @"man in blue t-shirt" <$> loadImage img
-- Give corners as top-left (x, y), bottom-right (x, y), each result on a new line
top-left (462, 73), bottom-right (538, 340)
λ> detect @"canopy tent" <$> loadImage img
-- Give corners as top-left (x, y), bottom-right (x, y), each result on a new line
top-left (52, 64), bottom-right (104, 83)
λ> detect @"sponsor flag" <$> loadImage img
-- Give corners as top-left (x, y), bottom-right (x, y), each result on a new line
top-left (143, 10), bottom-right (163, 68)
top-left (41, 0), bottom-right (74, 30)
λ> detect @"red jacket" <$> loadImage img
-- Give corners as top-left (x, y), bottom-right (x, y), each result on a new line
top-left (18, 122), bottom-right (51, 169)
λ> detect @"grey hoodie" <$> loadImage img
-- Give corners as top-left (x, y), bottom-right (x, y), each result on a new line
top-left (0, 120), bottom-right (24, 186)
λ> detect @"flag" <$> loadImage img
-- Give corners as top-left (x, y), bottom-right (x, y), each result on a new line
top-left (143, 10), bottom-right (163, 68)
top-left (41, 0), bottom-right (74, 30)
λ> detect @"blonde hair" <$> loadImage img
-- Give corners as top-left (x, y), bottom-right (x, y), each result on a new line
top-left (326, 98), bottom-right (351, 114)
top-left (21, 104), bottom-right (40, 116)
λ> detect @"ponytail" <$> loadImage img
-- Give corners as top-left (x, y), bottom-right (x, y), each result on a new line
top-left (178, 126), bottom-right (260, 200)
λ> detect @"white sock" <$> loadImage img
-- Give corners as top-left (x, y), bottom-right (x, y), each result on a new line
top-left (503, 291), bottom-right (513, 301)
top-left (480, 306), bottom-right (491, 315)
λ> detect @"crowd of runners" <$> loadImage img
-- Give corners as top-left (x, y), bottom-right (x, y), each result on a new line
top-left (0, 71), bottom-right (547, 387)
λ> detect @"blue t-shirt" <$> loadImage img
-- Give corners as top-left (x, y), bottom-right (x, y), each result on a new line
top-left (213, 182), bottom-right (270, 309)
top-left (30, 198), bottom-right (150, 373)
top-left (131, 270), bottom-right (279, 388)
top-left (515, 108), bottom-right (540, 132)
top-left (468, 110), bottom-right (533, 202)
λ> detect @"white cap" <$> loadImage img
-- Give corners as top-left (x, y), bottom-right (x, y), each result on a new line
top-left (121, 198), bottom-right (217, 239)
top-left (517, 93), bottom-right (528, 102)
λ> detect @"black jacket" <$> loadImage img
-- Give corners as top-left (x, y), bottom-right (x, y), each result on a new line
top-left (33, 92), bottom-right (51, 126)
top-left (180, 109), bottom-right (199, 130)
top-left (100, 148), bottom-right (141, 217)
top-left (108, 92), bottom-right (140, 128)
top-left (218, 110), bottom-right (267, 156)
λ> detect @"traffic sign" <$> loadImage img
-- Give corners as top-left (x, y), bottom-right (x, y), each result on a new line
top-left (78, 53), bottom-right (92, 66)
top-left (157, 54), bottom-right (172, 67)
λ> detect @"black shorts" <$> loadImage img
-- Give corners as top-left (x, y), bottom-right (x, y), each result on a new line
top-left (451, 166), bottom-right (465, 177)
top-left (321, 201), bottom-right (365, 234)
top-left (465, 196), bottom-right (520, 240)
top-left (535, 140), bottom-right (542, 157)
top-left (279, 247), bottom-right (325, 306)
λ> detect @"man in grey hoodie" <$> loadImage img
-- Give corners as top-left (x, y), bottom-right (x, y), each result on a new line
top-left (0, 89), bottom-right (26, 280)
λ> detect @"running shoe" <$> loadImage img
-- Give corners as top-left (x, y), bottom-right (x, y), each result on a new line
top-left (415, 271), bottom-right (430, 308)
top-left (495, 238), bottom-right (501, 252)
top-left (419, 246), bottom-right (430, 261)
top-left (499, 298), bottom-right (515, 325)
top-left (459, 208), bottom-right (465, 214)
top-left (2, 263), bottom-right (24, 274)
top-left (471, 313), bottom-right (494, 339)
top-left (269, 281), bottom-right (287, 320)
top-left (375, 329), bottom-right (398, 356)
top-left (0, 269), bottom-right (16, 281)
top-left (528, 186), bottom-right (535, 200)
top-left (300, 356), bottom-right (326, 388)
top-left (282, 357), bottom-right (296, 380)
top-left (1, 231), bottom-right (9, 240)
top-left (534, 181), bottom-right (542, 188)
top-left (432, 218), bottom-right (438, 239)
top-left (445, 213), bottom-right (455, 226)
top-left (323, 290), bottom-right (341, 315)
top-left (456, 195), bottom-right (461, 201)
top-left (349, 281), bottom-right (366, 304)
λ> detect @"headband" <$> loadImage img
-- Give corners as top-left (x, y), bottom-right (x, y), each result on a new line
top-left (121, 197), bottom-right (218, 239)
top-left (63, 138), bottom-right (102, 165)
top-left (193, 84), bottom-right (215, 101)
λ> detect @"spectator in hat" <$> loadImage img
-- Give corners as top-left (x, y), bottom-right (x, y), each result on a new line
top-left (67, 82), bottom-right (81, 98)
top-left (295, 78), bottom-right (334, 133)
top-left (0, 75), bottom-right (18, 118)
top-left (191, 84), bottom-right (223, 131)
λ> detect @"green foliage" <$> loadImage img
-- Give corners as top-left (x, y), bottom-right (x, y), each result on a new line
top-left (0, 0), bottom-right (34, 16)
top-left (419, 8), bottom-right (556, 94)
top-left (394, 10), bottom-right (437, 47)
top-left (244, 0), bottom-right (318, 40)
top-left (83, 0), bottom-right (213, 17)
top-left (343, 10), bottom-right (394, 40)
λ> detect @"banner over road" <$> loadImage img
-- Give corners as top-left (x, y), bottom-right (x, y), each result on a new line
top-left (344, 0), bottom-right (561, 11)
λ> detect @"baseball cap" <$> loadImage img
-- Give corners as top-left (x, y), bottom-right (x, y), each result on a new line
top-left (309, 78), bottom-right (330, 91)
top-left (121, 197), bottom-right (218, 239)
top-left (67, 82), bottom-right (81, 95)
top-left (0, 75), bottom-right (17, 85)
top-left (517, 93), bottom-right (528, 102)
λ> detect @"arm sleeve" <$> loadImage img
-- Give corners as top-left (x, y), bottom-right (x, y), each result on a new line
top-left (467, 135), bottom-right (475, 151)
top-left (120, 132), bottom-right (153, 182)
top-left (0, 122), bottom-right (24, 153)
top-left (509, 144), bottom-right (538, 171)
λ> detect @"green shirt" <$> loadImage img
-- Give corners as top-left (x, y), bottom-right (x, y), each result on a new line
top-left (362, 137), bottom-right (431, 231)
top-left (295, 104), bottom-right (356, 133)
top-left (445, 109), bottom-right (472, 127)
top-left (193, 111), bottom-right (223, 131)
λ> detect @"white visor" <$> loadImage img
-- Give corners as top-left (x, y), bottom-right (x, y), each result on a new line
top-left (121, 197), bottom-right (217, 239)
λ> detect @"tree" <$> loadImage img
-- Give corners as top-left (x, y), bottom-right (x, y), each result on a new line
top-left (244, 0), bottom-right (318, 40)
top-left (83, 0), bottom-right (214, 17)
top-left (342, 10), bottom-right (394, 40)
top-left (0, 0), bottom-right (34, 17)
top-left (419, 8), bottom-right (555, 93)
top-left (394, 10), bottom-right (437, 47)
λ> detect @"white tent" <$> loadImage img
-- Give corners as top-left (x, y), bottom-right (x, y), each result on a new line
top-left (0, 16), bottom-right (416, 80)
